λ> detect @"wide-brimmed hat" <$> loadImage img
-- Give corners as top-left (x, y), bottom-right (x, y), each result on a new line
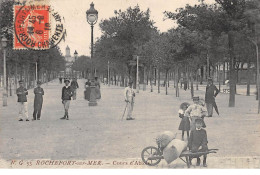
top-left (64, 79), bottom-right (70, 83)
top-left (18, 80), bottom-right (23, 83)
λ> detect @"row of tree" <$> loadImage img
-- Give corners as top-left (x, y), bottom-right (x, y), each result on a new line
top-left (72, 0), bottom-right (260, 108)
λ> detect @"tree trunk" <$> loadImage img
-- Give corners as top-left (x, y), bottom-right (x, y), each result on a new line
top-left (173, 69), bottom-right (176, 88)
top-left (176, 67), bottom-right (179, 97)
top-left (158, 68), bottom-right (160, 93)
top-left (247, 61), bottom-right (251, 96)
top-left (218, 64), bottom-right (221, 92)
top-left (154, 68), bottom-right (157, 86)
top-left (165, 69), bottom-right (168, 95)
top-left (228, 31), bottom-right (236, 107)
top-left (196, 69), bottom-right (199, 90)
top-left (223, 61), bottom-right (226, 85)
top-left (143, 66), bottom-right (146, 91)
top-left (150, 65), bottom-right (153, 92)
top-left (190, 70), bottom-right (194, 99)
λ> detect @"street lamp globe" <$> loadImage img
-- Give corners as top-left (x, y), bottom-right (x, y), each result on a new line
top-left (86, 2), bottom-right (98, 25)
top-left (1, 36), bottom-right (7, 48)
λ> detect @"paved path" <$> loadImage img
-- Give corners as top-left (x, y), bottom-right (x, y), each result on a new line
top-left (0, 79), bottom-right (259, 168)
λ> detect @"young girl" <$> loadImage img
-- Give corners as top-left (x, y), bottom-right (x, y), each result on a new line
top-left (178, 102), bottom-right (190, 141)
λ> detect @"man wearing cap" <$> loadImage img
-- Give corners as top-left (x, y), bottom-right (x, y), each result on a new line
top-left (61, 79), bottom-right (73, 120)
top-left (33, 81), bottom-right (44, 120)
top-left (16, 80), bottom-right (29, 121)
top-left (205, 78), bottom-right (219, 117)
top-left (124, 82), bottom-right (135, 120)
top-left (185, 96), bottom-right (207, 131)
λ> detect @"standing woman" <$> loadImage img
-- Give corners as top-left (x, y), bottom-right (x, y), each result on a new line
top-left (33, 81), bottom-right (44, 120)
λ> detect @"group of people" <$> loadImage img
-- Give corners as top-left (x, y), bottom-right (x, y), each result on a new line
top-left (16, 77), bottom-right (80, 121)
top-left (177, 78), bottom-right (220, 167)
top-left (16, 80), bottom-right (44, 121)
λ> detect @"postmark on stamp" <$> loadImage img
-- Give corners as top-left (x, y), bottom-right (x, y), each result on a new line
top-left (14, 4), bottom-right (65, 50)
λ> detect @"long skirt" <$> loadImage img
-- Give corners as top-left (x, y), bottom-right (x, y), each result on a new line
top-left (178, 116), bottom-right (190, 131)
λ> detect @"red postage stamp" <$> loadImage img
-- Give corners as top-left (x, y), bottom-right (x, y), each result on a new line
top-left (14, 5), bottom-right (50, 50)
top-left (14, 4), bottom-right (65, 50)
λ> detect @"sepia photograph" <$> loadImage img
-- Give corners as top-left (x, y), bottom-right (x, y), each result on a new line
top-left (0, 0), bottom-right (260, 170)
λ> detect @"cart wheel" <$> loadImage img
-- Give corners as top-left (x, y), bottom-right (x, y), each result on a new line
top-left (141, 146), bottom-right (162, 166)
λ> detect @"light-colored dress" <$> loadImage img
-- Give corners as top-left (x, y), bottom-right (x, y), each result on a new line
top-left (184, 104), bottom-right (207, 131)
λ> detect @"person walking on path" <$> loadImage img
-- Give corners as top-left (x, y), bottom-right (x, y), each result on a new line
top-left (184, 96), bottom-right (207, 131)
top-left (33, 81), bottom-right (44, 120)
top-left (178, 102), bottom-right (190, 141)
top-left (124, 82), bottom-right (135, 120)
top-left (60, 79), bottom-right (73, 120)
top-left (205, 78), bottom-right (220, 117)
top-left (16, 80), bottom-right (29, 121)
top-left (70, 78), bottom-right (79, 100)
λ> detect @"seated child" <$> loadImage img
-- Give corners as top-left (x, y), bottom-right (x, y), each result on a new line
top-left (178, 102), bottom-right (190, 141)
top-left (188, 118), bottom-right (208, 167)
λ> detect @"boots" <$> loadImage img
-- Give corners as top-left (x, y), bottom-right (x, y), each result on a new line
top-left (60, 111), bottom-right (68, 120)
top-left (66, 112), bottom-right (69, 120)
top-left (203, 157), bottom-right (207, 167)
top-left (196, 158), bottom-right (200, 166)
top-left (60, 114), bottom-right (66, 120)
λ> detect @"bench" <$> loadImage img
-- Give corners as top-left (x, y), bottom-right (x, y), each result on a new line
top-left (223, 89), bottom-right (230, 93)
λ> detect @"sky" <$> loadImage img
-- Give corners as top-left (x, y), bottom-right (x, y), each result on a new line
top-left (49, 0), bottom-right (215, 57)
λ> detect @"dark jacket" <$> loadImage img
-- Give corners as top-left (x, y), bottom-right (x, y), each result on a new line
top-left (205, 84), bottom-right (219, 103)
top-left (70, 80), bottom-right (79, 89)
top-left (34, 87), bottom-right (44, 103)
top-left (188, 129), bottom-right (208, 152)
top-left (62, 86), bottom-right (73, 101)
top-left (16, 87), bottom-right (28, 102)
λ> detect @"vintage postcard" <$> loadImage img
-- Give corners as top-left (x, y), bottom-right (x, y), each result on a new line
top-left (0, 0), bottom-right (260, 170)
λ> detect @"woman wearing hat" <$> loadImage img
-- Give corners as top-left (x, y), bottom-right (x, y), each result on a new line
top-left (33, 81), bottom-right (44, 120)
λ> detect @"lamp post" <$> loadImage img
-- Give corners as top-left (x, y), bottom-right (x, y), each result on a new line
top-left (74, 50), bottom-right (78, 78)
top-left (1, 36), bottom-right (8, 106)
top-left (86, 2), bottom-right (98, 106)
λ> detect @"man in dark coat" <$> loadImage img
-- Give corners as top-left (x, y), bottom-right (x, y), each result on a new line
top-left (33, 81), bottom-right (44, 120)
top-left (205, 78), bottom-right (219, 117)
top-left (60, 79), bottom-right (73, 120)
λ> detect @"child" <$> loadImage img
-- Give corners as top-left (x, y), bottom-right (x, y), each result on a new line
top-left (33, 81), bottom-right (44, 120)
top-left (184, 96), bottom-right (207, 131)
top-left (188, 118), bottom-right (208, 167)
top-left (178, 102), bottom-right (190, 141)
